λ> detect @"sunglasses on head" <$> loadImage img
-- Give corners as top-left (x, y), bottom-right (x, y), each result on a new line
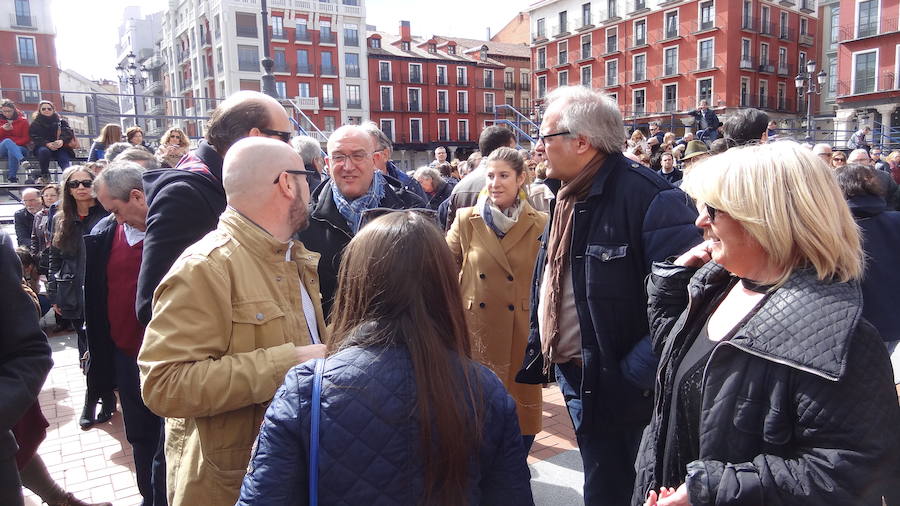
top-left (68, 179), bottom-right (93, 189)
top-left (358, 207), bottom-right (439, 230)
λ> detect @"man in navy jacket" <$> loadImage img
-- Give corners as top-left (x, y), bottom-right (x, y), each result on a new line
top-left (516, 86), bottom-right (701, 505)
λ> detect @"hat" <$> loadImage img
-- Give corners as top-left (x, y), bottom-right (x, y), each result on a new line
top-left (681, 140), bottom-right (709, 161)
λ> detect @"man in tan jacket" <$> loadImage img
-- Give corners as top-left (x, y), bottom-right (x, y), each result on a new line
top-left (138, 137), bottom-right (327, 505)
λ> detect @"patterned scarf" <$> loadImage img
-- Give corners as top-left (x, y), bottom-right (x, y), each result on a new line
top-left (332, 170), bottom-right (387, 234)
top-left (477, 188), bottom-right (527, 238)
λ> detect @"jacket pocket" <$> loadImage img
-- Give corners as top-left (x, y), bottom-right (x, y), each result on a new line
top-left (584, 243), bottom-right (637, 300)
top-left (230, 300), bottom-right (287, 353)
top-left (732, 397), bottom-right (792, 446)
top-left (196, 406), bottom-right (259, 472)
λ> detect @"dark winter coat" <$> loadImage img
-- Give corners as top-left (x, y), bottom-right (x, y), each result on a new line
top-left (136, 140), bottom-right (225, 325)
top-left (296, 175), bottom-right (425, 319)
top-left (848, 194), bottom-right (900, 341)
top-left (632, 261), bottom-right (900, 506)
top-left (237, 343), bottom-right (534, 505)
top-left (14, 208), bottom-right (34, 248)
top-left (47, 204), bottom-right (108, 318)
top-left (424, 179), bottom-right (455, 210)
top-left (28, 113), bottom-right (75, 158)
top-left (82, 216), bottom-right (123, 392)
top-left (387, 160), bottom-right (427, 201)
top-left (516, 152), bottom-right (702, 429)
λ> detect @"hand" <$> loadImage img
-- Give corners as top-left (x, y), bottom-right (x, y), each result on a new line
top-left (46, 142), bottom-right (58, 151)
top-left (52, 304), bottom-right (61, 316)
top-left (645, 484), bottom-right (689, 506)
top-left (674, 240), bottom-right (714, 268)
top-left (294, 343), bottom-right (327, 364)
top-left (2, 123), bottom-right (11, 130)
top-left (54, 139), bottom-right (63, 149)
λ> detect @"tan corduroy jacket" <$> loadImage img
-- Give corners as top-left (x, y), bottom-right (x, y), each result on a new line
top-left (138, 207), bottom-right (327, 506)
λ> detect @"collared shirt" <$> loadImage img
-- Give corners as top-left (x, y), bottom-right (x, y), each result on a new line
top-left (286, 242), bottom-right (321, 345)
top-left (123, 223), bottom-right (146, 246)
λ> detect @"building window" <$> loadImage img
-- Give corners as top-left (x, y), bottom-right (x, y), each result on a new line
top-left (483, 69), bottom-right (494, 88)
top-left (448, 44), bottom-right (456, 55)
top-left (14, 0), bottom-right (31, 26)
top-left (633, 53), bottom-right (646, 81)
top-left (829, 7), bottom-right (840, 48)
top-left (20, 74), bottom-right (39, 103)
top-left (760, 6), bottom-right (770, 34)
top-left (409, 63), bottom-right (422, 84)
top-left (275, 81), bottom-right (287, 99)
top-left (273, 48), bottom-right (287, 72)
top-left (379, 61), bottom-right (391, 81)
top-left (663, 83), bottom-right (678, 112)
top-left (559, 10), bottom-right (568, 34)
top-left (699, 1), bottom-right (714, 31)
top-left (857, 0), bottom-right (877, 38)
top-left (401, 41), bottom-right (410, 51)
top-left (606, 27), bottom-right (617, 53)
top-left (827, 57), bottom-right (837, 97)
top-left (484, 92), bottom-right (495, 113)
top-left (559, 40), bottom-right (568, 65)
top-left (741, 39), bottom-right (752, 64)
top-left (663, 46), bottom-right (678, 76)
top-left (633, 88), bottom-right (646, 115)
top-left (760, 42), bottom-right (770, 69)
top-left (344, 24), bottom-right (359, 46)
top-left (779, 11), bottom-right (789, 38)
top-left (235, 12), bottom-right (258, 37)
top-left (320, 20), bottom-right (334, 43)
top-left (408, 88), bottom-right (421, 112)
top-left (777, 83), bottom-right (786, 110)
top-left (538, 47), bottom-right (547, 69)
top-left (607, 0), bottom-right (617, 19)
top-left (437, 66), bottom-right (448, 85)
top-left (581, 34), bottom-right (592, 60)
top-left (437, 90), bottom-right (448, 112)
top-left (320, 52), bottom-right (335, 75)
top-left (740, 78), bottom-right (749, 107)
top-left (778, 47), bottom-right (787, 73)
top-left (345, 53), bottom-right (360, 77)
top-left (272, 16), bottom-right (284, 38)
top-left (438, 119), bottom-right (450, 141)
top-left (369, 37), bottom-right (381, 49)
top-left (297, 49), bottom-right (310, 73)
top-left (237, 45), bottom-right (259, 72)
top-left (581, 65), bottom-right (592, 87)
top-left (457, 67), bottom-right (467, 86)
top-left (17, 37), bottom-right (36, 65)
top-left (634, 19), bottom-right (646, 46)
top-left (296, 19), bottom-right (309, 42)
top-left (521, 97), bottom-right (530, 111)
top-left (606, 59), bottom-right (618, 86)
top-left (538, 75), bottom-right (547, 98)
top-left (380, 86), bottom-right (393, 111)
top-left (698, 77), bottom-right (713, 103)
top-left (457, 90), bottom-right (468, 112)
top-left (324, 116), bottom-right (336, 132)
top-left (664, 10), bottom-right (679, 39)
top-left (698, 39), bottom-right (713, 69)
top-left (458, 120), bottom-right (469, 141)
top-left (322, 84), bottom-right (335, 107)
top-left (537, 18), bottom-right (546, 38)
top-left (558, 70), bottom-right (569, 87)
top-left (505, 71), bottom-right (514, 89)
top-left (799, 51), bottom-right (807, 70)
top-left (299, 82), bottom-right (310, 97)
top-left (800, 17), bottom-right (808, 35)
top-left (380, 119), bottom-right (394, 141)
top-left (582, 2), bottom-right (592, 25)
top-left (758, 80), bottom-right (768, 108)
top-left (853, 50), bottom-right (877, 93)
top-left (410, 118), bottom-right (422, 142)
top-left (346, 84), bottom-right (361, 108)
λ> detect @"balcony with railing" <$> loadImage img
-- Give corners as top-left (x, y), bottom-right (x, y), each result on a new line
top-left (520, 82), bottom-right (531, 91)
top-left (320, 65), bottom-right (337, 76)
top-left (405, 72), bottom-right (424, 85)
top-left (758, 59), bottom-right (775, 73)
top-left (297, 63), bottom-right (313, 74)
top-left (552, 23), bottom-right (569, 37)
top-left (408, 101), bottom-right (421, 112)
top-left (296, 30), bottom-right (313, 43)
top-left (322, 97), bottom-right (337, 108)
top-left (437, 103), bottom-right (449, 113)
top-left (456, 76), bottom-right (468, 86)
top-left (274, 61), bottom-right (290, 73)
top-left (344, 36), bottom-right (359, 47)
top-left (628, 66), bottom-right (651, 83)
top-left (800, 0), bottom-right (814, 13)
top-left (270, 27), bottom-right (286, 41)
top-left (504, 81), bottom-right (516, 91)
top-left (779, 27), bottom-right (796, 41)
top-left (320, 31), bottom-right (336, 44)
top-left (777, 62), bottom-right (794, 76)
top-left (740, 57), bottom-right (755, 70)
top-left (377, 70), bottom-right (391, 81)
top-left (799, 31), bottom-right (814, 46)
top-left (742, 16), bottom-right (759, 32)
top-left (759, 20), bottom-right (774, 36)
top-left (839, 18), bottom-right (898, 41)
top-left (686, 55), bottom-right (722, 72)
top-left (532, 30), bottom-right (548, 43)
top-left (377, 102), bottom-right (394, 112)
top-left (457, 104), bottom-right (469, 114)
top-left (627, 32), bottom-right (650, 48)
top-left (346, 65), bottom-right (360, 78)
top-left (477, 78), bottom-right (497, 89)
top-left (836, 73), bottom-right (899, 97)
top-left (294, 96), bottom-right (320, 110)
top-left (656, 61), bottom-right (680, 78)
top-left (10, 14), bottom-right (38, 29)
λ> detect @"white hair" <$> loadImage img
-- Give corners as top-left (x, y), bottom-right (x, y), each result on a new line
top-left (544, 86), bottom-right (624, 154)
top-left (847, 149), bottom-right (870, 164)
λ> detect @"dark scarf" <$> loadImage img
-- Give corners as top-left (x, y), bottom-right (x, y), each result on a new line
top-left (540, 150), bottom-right (606, 369)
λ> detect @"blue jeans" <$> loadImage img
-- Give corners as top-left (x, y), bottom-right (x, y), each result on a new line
top-left (555, 361), bottom-right (645, 506)
top-left (0, 138), bottom-right (28, 180)
top-left (33, 146), bottom-right (71, 175)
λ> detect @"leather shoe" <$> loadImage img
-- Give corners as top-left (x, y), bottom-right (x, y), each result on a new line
top-left (95, 392), bottom-right (117, 424)
top-left (79, 401), bottom-right (96, 430)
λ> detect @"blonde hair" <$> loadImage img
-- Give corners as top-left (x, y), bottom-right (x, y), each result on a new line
top-left (681, 141), bottom-right (862, 287)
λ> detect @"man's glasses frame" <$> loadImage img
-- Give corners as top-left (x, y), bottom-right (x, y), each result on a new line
top-left (273, 169), bottom-right (318, 184)
top-left (537, 130), bottom-right (571, 144)
top-left (259, 128), bottom-right (292, 143)
top-left (328, 151), bottom-right (378, 165)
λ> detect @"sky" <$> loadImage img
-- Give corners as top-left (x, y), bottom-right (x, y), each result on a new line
top-left (53, 0), bottom-right (532, 82)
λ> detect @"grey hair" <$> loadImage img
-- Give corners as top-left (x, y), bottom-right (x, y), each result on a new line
top-left (115, 148), bottom-right (160, 170)
top-left (105, 142), bottom-right (134, 162)
top-left (360, 121), bottom-right (393, 153)
top-left (21, 187), bottom-right (40, 199)
top-left (291, 135), bottom-right (324, 165)
top-left (94, 161), bottom-right (146, 201)
top-left (544, 86), bottom-right (624, 154)
top-left (413, 166), bottom-right (442, 185)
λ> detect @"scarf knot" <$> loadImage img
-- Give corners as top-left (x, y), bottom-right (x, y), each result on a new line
top-left (332, 170), bottom-right (387, 234)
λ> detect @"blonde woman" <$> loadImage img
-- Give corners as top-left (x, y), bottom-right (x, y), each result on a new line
top-left (156, 127), bottom-right (190, 168)
top-left (446, 147), bottom-right (548, 449)
top-left (636, 142), bottom-right (899, 506)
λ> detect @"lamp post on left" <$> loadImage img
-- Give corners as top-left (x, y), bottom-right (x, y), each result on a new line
top-left (794, 59), bottom-right (827, 144)
top-left (116, 51), bottom-right (150, 129)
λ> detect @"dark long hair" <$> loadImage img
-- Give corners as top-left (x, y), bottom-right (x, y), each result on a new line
top-left (329, 212), bottom-right (483, 505)
top-left (53, 167), bottom-right (95, 255)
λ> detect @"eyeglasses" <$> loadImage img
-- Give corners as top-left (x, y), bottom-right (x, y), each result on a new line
top-left (358, 207), bottom-right (439, 230)
top-left (67, 179), bottom-right (93, 189)
top-left (259, 127), bottom-right (292, 143)
top-left (538, 130), bottom-right (571, 144)
top-left (705, 203), bottom-right (719, 222)
top-left (329, 151), bottom-right (375, 165)
top-left (272, 169), bottom-right (318, 184)
top-left (40, 107), bottom-right (53, 112)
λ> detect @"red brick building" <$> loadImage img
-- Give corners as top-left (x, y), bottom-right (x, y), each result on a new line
top-left (527, 0), bottom-right (819, 133)
top-left (0, 0), bottom-right (61, 110)
top-left (367, 21), bottom-right (532, 169)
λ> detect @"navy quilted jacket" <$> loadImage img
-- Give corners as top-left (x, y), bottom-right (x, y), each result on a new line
top-left (633, 261), bottom-right (900, 506)
top-left (238, 345), bottom-right (534, 505)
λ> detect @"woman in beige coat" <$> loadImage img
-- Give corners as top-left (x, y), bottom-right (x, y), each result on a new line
top-left (446, 147), bottom-right (548, 448)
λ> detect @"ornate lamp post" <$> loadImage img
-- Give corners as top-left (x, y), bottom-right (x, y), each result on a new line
top-left (116, 51), bottom-right (149, 129)
top-left (794, 59), bottom-right (827, 143)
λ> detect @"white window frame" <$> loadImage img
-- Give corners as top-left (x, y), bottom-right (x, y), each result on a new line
top-left (740, 77), bottom-right (750, 106)
top-left (558, 40), bottom-right (568, 64)
top-left (663, 45), bottom-right (679, 76)
top-left (780, 11), bottom-right (789, 36)
top-left (580, 64), bottom-right (592, 87)
top-left (537, 75), bottom-right (548, 98)
top-left (581, 33), bottom-right (592, 60)
top-left (778, 46), bottom-right (788, 70)
top-left (457, 90), bottom-right (469, 112)
top-left (608, 92), bottom-right (618, 104)
top-left (19, 74), bottom-right (40, 103)
top-left (663, 8), bottom-right (680, 39)
top-left (408, 87), bottom-right (422, 112)
top-left (697, 77), bottom-right (714, 104)
top-left (16, 35), bottom-right (36, 65)
top-left (379, 60), bottom-right (391, 80)
top-left (697, 37), bottom-right (714, 70)
top-left (605, 26), bottom-right (618, 53)
top-left (632, 87), bottom-right (647, 115)
top-left (437, 89), bottom-right (449, 112)
top-left (633, 18), bottom-right (647, 46)
top-left (436, 65), bottom-right (448, 85)
top-left (380, 119), bottom-right (395, 142)
top-left (698, 1), bottom-right (715, 31)
top-left (458, 119), bottom-right (469, 141)
top-left (380, 85), bottom-right (393, 110)
top-left (409, 118), bottom-right (423, 142)
top-left (537, 47), bottom-right (547, 69)
top-left (438, 118), bottom-right (450, 141)
top-left (741, 37), bottom-right (752, 61)
top-left (854, 0), bottom-right (881, 39)
top-left (663, 82), bottom-right (679, 112)
top-left (777, 82), bottom-right (786, 109)
top-left (850, 48), bottom-right (879, 94)
top-left (275, 81), bottom-right (287, 99)
top-left (758, 79), bottom-right (769, 108)
top-left (632, 52), bottom-right (647, 81)
top-left (456, 66), bottom-right (468, 85)
top-left (408, 63), bottom-right (423, 83)
top-left (605, 59), bottom-right (618, 86)
top-left (484, 91), bottom-right (496, 112)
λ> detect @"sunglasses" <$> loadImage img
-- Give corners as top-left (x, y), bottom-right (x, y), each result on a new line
top-left (259, 127), bottom-right (292, 143)
top-left (272, 169), bottom-right (318, 184)
top-left (705, 203), bottom-right (719, 222)
top-left (358, 207), bottom-right (439, 230)
top-left (68, 179), bottom-right (93, 189)
top-left (40, 107), bottom-right (53, 111)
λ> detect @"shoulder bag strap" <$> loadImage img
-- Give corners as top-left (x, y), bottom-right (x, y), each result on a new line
top-left (309, 358), bottom-right (325, 506)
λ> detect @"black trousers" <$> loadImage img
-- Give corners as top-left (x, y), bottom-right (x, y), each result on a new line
top-left (114, 348), bottom-right (167, 506)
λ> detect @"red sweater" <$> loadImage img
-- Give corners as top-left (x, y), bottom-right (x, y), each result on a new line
top-left (106, 224), bottom-right (145, 357)
top-left (0, 111), bottom-right (30, 146)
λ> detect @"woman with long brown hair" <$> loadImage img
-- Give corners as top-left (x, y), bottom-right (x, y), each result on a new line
top-left (238, 211), bottom-right (533, 505)
top-left (87, 123), bottom-right (122, 162)
top-left (48, 166), bottom-right (114, 430)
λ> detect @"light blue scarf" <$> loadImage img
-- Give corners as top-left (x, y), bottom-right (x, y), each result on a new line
top-left (332, 170), bottom-right (387, 234)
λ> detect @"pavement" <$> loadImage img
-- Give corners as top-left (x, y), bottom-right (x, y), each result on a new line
top-left (23, 331), bottom-right (585, 505)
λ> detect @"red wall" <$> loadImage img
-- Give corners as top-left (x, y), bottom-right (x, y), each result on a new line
top-left (0, 31), bottom-right (61, 110)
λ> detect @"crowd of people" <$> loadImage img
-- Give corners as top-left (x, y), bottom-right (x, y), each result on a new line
top-left (2, 86), bottom-right (900, 506)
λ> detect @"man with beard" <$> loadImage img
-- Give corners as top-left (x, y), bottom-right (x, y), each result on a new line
top-left (138, 137), bottom-right (327, 506)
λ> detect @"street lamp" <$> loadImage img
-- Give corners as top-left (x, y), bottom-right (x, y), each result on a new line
top-left (794, 59), bottom-right (827, 143)
top-left (116, 51), bottom-right (150, 129)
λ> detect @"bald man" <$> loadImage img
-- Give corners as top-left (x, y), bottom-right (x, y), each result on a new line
top-left (138, 137), bottom-right (326, 506)
top-left (137, 91), bottom-right (295, 325)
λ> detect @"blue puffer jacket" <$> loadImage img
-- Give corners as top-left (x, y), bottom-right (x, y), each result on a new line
top-left (238, 345), bottom-right (535, 505)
